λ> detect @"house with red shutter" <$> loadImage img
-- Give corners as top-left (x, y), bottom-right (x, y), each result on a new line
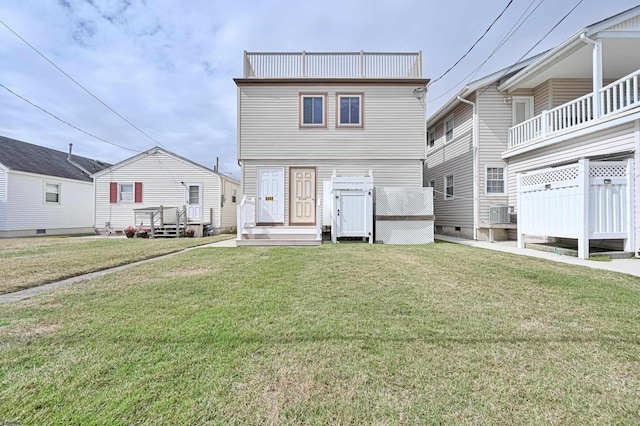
top-left (92, 146), bottom-right (239, 236)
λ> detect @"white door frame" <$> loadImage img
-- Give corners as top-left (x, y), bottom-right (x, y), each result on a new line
top-left (185, 182), bottom-right (202, 221)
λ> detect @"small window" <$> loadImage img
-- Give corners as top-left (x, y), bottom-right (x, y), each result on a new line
top-left (428, 129), bottom-right (435, 148)
top-left (45, 183), bottom-right (60, 203)
top-left (119, 183), bottom-right (134, 202)
top-left (188, 185), bottom-right (200, 204)
top-left (232, 188), bottom-right (237, 203)
top-left (337, 93), bottom-right (363, 127)
top-left (486, 166), bottom-right (506, 194)
top-left (445, 116), bottom-right (454, 143)
top-left (445, 175), bottom-right (454, 199)
top-left (300, 94), bottom-right (326, 127)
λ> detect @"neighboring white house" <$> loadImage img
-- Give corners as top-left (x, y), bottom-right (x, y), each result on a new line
top-left (0, 135), bottom-right (110, 238)
top-left (235, 51), bottom-right (429, 245)
top-left (425, 5), bottom-right (640, 258)
top-left (92, 147), bottom-right (240, 236)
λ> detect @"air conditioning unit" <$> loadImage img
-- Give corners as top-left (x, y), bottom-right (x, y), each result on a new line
top-left (489, 205), bottom-right (512, 224)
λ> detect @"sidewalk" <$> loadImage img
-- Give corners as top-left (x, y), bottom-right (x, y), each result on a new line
top-left (435, 234), bottom-right (640, 278)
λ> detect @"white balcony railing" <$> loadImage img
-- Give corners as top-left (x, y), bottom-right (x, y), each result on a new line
top-left (243, 51), bottom-right (422, 79)
top-left (508, 68), bottom-right (640, 149)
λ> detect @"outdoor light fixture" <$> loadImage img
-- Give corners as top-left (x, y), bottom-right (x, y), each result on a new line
top-left (413, 86), bottom-right (427, 99)
top-left (604, 179), bottom-right (612, 184)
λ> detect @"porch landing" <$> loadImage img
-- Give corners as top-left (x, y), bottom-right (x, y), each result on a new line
top-left (236, 226), bottom-right (322, 247)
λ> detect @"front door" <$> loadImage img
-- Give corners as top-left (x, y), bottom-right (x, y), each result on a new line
top-left (186, 183), bottom-right (202, 221)
top-left (290, 167), bottom-right (316, 225)
top-left (257, 167), bottom-right (284, 224)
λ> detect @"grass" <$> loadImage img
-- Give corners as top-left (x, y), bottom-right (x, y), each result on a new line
top-left (0, 235), bottom-right (233, 294)
top-left (1, 242), bottom-right (640, 424)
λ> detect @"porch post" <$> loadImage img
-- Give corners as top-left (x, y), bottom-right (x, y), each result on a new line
top-left (593, 39), bottom-right (603, 119)
top-left (577, 159), bottom-right (590, 259)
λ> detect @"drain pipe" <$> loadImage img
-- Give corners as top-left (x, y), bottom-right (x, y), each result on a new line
top-left (457, 96), bottom-right (479, 241)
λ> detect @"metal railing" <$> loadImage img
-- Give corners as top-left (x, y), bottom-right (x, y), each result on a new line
top-left (243, 51), bottom-right (422, 78)
top-left (508, 68), bottom-right (640, 149)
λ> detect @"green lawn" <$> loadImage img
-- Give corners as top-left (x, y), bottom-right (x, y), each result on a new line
top-left (1, 242), bottom-right (639, 424)
top-left (0, 235), bottom-right (233, 294)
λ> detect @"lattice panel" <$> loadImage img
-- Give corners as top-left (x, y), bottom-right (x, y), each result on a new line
top-left (375, 221), bottom-right (434, 244)
top-left (375, 187), bottom-right (433, 215)
top-left (521, 166), bottom-right (578, 187)
top-left (589, 164), bottom-right (627, 178)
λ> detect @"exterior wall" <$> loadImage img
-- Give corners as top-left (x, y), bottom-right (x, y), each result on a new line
top-left (0, 167), bottom-right (7, 231)
top-left (221, 177), bottom-right (241, 231)
top-left (425, 98), bottom-right (474, 235)
top-left (242, 159), bottom-right (422, 226)
top-left (238, 83), bottom-right (425, 161)
top-left (94, 151), bottom-right (225, 232)
top-left (477, 84), bottom-right (511, 224)
top-left (2, 171), bottom-right (94, 237)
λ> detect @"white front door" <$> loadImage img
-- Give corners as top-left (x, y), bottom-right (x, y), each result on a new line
top-left (186, 183), bottom-right (202, 221)
top-left (257, 167), bottom-right (284, 224)
top-left (290, 167), bottom-right (316, 225)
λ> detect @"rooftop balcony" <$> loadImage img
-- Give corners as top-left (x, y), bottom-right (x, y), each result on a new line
top-left (507, 68), bottom-right (640, 150)
top-left (242, 51), bottom-right (422, 79)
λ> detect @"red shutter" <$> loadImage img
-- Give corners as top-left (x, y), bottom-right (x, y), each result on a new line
top-left (110, 182), bottom-right (118, 203)
top-left (134, 182), bottom-right (143, 203)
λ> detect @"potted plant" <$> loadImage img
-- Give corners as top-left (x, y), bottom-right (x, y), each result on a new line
top-left (185, 227), bottom-right (195, 238)
top-left (124, 225), bottom-right (135, 238)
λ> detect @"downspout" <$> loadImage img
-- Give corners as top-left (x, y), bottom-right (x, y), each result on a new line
top-left (457, 96), bottom-right (479, 241)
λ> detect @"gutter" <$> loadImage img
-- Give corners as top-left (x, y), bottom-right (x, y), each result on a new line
top-left (457, 96), bottom-right (479, 241)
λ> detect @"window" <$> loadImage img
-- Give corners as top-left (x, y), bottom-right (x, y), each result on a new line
top-left (300, 94), bottom-right (326, 127)
top-left (428, 129), bottom-right (435, 148)
top-left (445, 175), bottom-right (454, 199)
top-left (232, 188), bottom-right (237, 203)
top-left (188, 185), bottom-right (200, 204)
top-left (486, 166), bottom-right (506, 195)
top-left (45, 182), bottom-right (60, 203)
top-left (119, 183), bottom-right (134, 202)
top-left (445, 116), bottom-right (454, 143)
top-left (337, 93), bottom-right (363, 127)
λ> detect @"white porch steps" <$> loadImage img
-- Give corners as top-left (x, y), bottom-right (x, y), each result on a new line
top-left (236, 226), bottom-right (322, 247)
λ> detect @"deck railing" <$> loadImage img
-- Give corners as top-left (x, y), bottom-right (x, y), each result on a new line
top-left (508, 68), bottom-right (640, 149)
top-left (236, 196), bottom-right (256, 240)
top-left (243, 51), bottom-right (422, 78)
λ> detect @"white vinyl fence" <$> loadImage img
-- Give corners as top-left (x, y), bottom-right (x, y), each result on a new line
top-left (375, 187), bottom-right (434, 244)
top-left (517, 159), bottom-right (634, 258)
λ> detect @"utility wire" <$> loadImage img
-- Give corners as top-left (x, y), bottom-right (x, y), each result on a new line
top-left (428, 0), bottom-right (544, 105)
top-left (0, 83), bottom-right (141, 153)
top-left (429, 0), bottom-right (514, 86)
top-left (0, 19), bottom-right (169, 151)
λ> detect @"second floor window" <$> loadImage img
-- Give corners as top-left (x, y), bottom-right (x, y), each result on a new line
top-left (445, 116), bottom-right (454, 143)
top-left (428, 129), bottom-right (435, 148)
top-left (337, 94), bottom-right (363, 127)
top-left (300, 94), bottom-right (325, 127)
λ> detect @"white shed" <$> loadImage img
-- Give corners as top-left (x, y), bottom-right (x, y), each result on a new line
top-left (92, 147), bottom-right (240, 235)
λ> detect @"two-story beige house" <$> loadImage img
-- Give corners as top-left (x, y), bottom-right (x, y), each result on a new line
top-left (425, 5), bottom-right (640, 259)
top-left (235, 51), bottom-right (429, 245)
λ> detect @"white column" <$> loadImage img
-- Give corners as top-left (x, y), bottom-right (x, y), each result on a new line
top-left (593, 40), bottom-right (603, 119)
top-left (577, 159), bottom-right (590, 259)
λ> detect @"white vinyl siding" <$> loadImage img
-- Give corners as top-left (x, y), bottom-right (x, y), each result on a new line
top-left (221, 178), bottom-right (241, 229)
top-left (94, 150), bottom-right (238, 231)
top-left (239, 84), bottom-right (425, 160)
top-left (0, 168), bottom-right (8, 230)
top-left (242, 159), bottom-right (422, 226)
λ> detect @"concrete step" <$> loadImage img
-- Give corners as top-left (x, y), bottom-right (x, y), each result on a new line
top-left (236, 239), bottom-right (321, 247)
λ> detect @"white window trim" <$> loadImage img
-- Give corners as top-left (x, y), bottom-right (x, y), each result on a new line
top-left (336, 93), bottom-right (364, 128)
top-left (485, 164), bottom-right (507, 196)
top-left (300, 93), bottom-right (327, 127)
top-left (119, 182), bottom-right (134, 203)
top-left (44, 181), bottom-right (61, 204)
top-left (444, 174), bottom-right (454, 200)
top-left (445, 115), bottom-right (454, 143)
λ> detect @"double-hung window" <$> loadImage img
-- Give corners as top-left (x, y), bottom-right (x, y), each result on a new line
top-left (119, 183), bottom-right (134, 202)
top-left (428, 129), bottom-right (435, 148)
top-left (45, 182), bottom-right (60, 203)
top-left (337, 93), bottom-right (363, 128)
top-left (445, 175), bottom-right (454, 199)
top-left (300, 93), bottom-right (326, 127)
top-left (445, 116), bottom-right (454, 143)
top-left (486, 166), bottom-right (506, 195)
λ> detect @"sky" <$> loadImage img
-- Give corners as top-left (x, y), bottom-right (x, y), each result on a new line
top-left (1, 0), bottom-right (639, 179)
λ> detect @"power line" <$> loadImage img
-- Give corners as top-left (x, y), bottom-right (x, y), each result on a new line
top-left (0, 19), bottom-right (170, 151)
top-left (428, 0), bottom-right (545, 105)
top-left (0, 82), bottom-right (141, 153)
top-left (429, 0), bottom-right (514, 86)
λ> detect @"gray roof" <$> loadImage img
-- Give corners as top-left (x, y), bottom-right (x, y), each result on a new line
top-left (0, 135), bottom-right (111, 182)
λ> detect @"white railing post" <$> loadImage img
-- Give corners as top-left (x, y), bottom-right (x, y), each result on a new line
top-left (237, 196), bottom-right (246, 241)
top-left (316, 200), bottom-right (322, 242)
top-left (359, 51), bottom-right (364, 78)
top-left (592, 39), bottom-right (603, 119)
top-left (302, 50), bottom-right (306, 78)
top-left (577, 159), bottom-right (590, 259)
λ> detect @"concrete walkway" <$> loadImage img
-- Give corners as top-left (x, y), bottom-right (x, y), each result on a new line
top-left (435, 234), bottom-right (640, 278)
